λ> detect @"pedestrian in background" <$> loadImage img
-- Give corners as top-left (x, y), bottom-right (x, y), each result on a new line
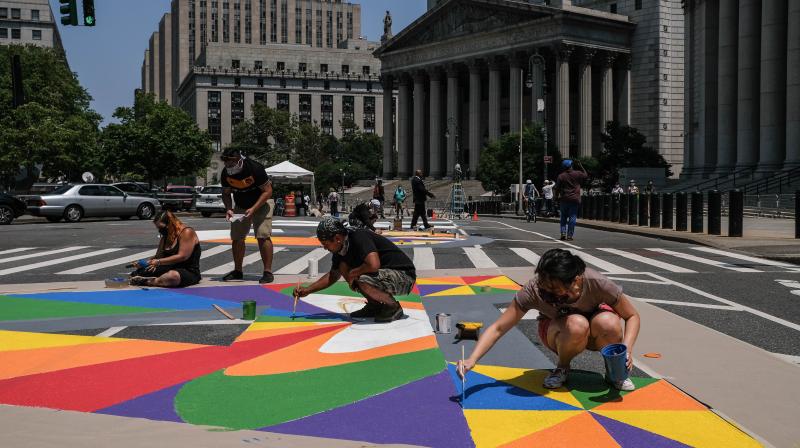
top-left (611, 182), bottom-right (624, 195)
top-left (373, 179), bottom-right (386, 218)
top-left (554, 159), bottom-right (587, 241)
top-left (627, 180), bottom-right (639, 194)
top-left (393, 184), bottom-right (407, 217)
top-left (410, 169), bottom-right (435, 230)
top-left (542, 179), bottom-right (554, 216)
top-left (328, 187), bottom-right (340, 217)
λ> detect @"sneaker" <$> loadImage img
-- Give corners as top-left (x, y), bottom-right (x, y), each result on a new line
top-left (222, 270), bottom-right (244, 281)
top-left (349, 301), bottom-right (381, 318)
top-left (259, 271), bottom-right (274, 284)
top-left (566, 235), bottom-right (574, 241)
top-left (543, 367), bottom-right (569, 389)
top-left (560, 234), bottom-right (566, 241)
top-left (374, 301), bottom-right (404, 323)
top-left (611, 377), bottom-right (636, 391)
top-left (129, 276), bottom-right (151, 287)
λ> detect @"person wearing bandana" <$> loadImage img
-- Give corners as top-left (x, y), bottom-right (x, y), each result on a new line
top-left (220, 147), bottom-right (275, 283)
top-left (457, 248), bottom-right (641, 391)
top-left (129, 210), bottom-right (201, 287)
top-left (293, 217), bottom-right (416, 323)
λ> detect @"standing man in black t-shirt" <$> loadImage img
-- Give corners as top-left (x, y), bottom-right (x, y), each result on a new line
top-left (220, 148), bottom-right (275, 283)
top-left (294, 217), bottom-right (415, 323)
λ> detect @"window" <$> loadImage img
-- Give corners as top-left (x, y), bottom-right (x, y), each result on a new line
top-left (342, 95), bottom-right (354, 124)
top-left (31, 9), bottom-right (39, 21)
top-left (231, 92), bottom-right (245, 128)
top-left (254, 92), bottom-right (267, 104)
top-left (101, 186), bottom-right (125, 197)
top-left (211, 75), bottom-right (218, 86)
top-left (302, 79), bottom-right (308, 89)
top-left (280, 0), bottom-right (287, 43)
top-left (234, 77), bottom-right (241, 86)
top-left (11, 28), bottom-right (20, 39)
top-left (11, 8), bottom-right (20, 19)
top-left (0, 29), bottom-right (7, 39)
top-left (663, 73), bottom-right (668, 81)
top-left (345, 81), bottom-right (352, 91)
top-left (277, 61), bottom-right (285, 71)
top-left (366, 82), bottom-right (372, 92)
top-left (299, 94), bottom-right (311, 122)
top-left (609, 3), bottom-right (617, 13)
top-left (299, 62), bottom-right (307, 72)
top-left (662, 49), bottom-right (668, 56)
top-left (254, 60), bottom-right (262, 70)
top-left (635, 0), bottom-right (642, 10)
top-left (363, 96), bottom-right (375, 133)
top-left (232, 59), bottom-right (240, 69)
top-left (31, 29), bottom-right (41, 40)
top-left (258, 78), bottom-right (264, 87)
top-left (280, 78), bottom-right (286, 88)
top-left (277, 93), bottom-right (289, 111)
top-left (341, 64), bottom-right (349, 74)
top-left (79, 186), bottom-right (102, 196)
top-left (207, 91), bottom-right (222, 151)
top-left (295, 6), bottom-right (302, 43)
top-left (663, 25), bottom-right (669, 32)
top-left (324, 80), bottom-right (330, 90)
top-left (0, 9), bottom-right (7, 19)
top-left (362, 66), bottom-right (370, 76)
top-left (321, 94), bottom-right (333, 134)
top-left (320, 63), bottom-right (328, 73)
top-left (662, 98), bottom-right (668, 105)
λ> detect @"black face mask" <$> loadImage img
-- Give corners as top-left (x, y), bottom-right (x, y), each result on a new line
top-left (158, 227), bottom-right (168, 237)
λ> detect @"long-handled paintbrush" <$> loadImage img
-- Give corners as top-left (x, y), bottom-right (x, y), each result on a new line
top-left (292, 280), bottom-right (300, 319)
top-left (461, 345), bottom-right (466, 407)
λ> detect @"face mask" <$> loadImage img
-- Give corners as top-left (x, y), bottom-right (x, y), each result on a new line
top-left (225, 156), bottom-right (245, 175)
top-left (158, 227), bottom-right (168, 237)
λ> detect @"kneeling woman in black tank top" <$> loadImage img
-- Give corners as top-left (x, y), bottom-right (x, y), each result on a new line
top-left (130, 210), bottom-right (202, 288)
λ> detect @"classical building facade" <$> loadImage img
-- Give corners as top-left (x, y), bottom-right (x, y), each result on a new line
top-left (376, 0), bottom-right (636, 179)
top-left (682, 0), bottom-right (800, 178)
top-left (0, 0), bottom-right (63, 50)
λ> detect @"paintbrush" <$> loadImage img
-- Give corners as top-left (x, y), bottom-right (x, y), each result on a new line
top-left (461, 345), bottom-right (466, 407)
top-left (292, 280), bottom-right (300, 319)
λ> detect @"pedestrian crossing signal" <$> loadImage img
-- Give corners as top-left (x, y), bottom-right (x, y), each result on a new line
top-left (82, 0), bottom-right (95, 26)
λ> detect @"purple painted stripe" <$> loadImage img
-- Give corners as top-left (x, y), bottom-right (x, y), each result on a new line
top-left (95, 382), bottom-right (186, 423)
top-left (592, 413), bottom-right (692, 448)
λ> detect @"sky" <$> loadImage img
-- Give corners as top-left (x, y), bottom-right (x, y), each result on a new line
top-left (48, 0), bottom-right (427, 125)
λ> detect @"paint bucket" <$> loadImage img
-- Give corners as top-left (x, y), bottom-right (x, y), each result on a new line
top-left (137, 259), bottom-right (149, 268)
top-left (601, 343), bottom-right (628, 384)
top-left (242, 300), bottom-right (257, 320)
top-left (307, 257), bottom-right (318, 278)
top-left (435, 313), bottom-right (452, 333)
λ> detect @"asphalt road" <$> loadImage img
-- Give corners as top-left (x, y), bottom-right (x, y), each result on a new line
top-left (2, 213), bottom-right (799, 365)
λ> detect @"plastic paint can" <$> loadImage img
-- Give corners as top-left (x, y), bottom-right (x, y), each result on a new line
top-left (435, 313), bottom-right (452, 333)
top-left (601, 343), bottom-right (628, 384)
top-left (242, 300), bottom-right (257, 320)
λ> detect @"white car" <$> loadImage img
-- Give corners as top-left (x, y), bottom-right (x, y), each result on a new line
top-left (196, 185), bottom-right (225, 217)
top-left (26, 184), bottom-right (161, 223)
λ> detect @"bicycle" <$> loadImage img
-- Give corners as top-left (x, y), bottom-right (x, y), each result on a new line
top-left (525, 197), bottom-right (537, 223)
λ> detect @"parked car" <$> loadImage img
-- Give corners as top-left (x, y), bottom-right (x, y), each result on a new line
top-left (26, 184), bottom-right (161, 223)
top-left (165, 185), bottom-right (197, 211)
top-left (0, 193), bottom-right (27, 225)
top-left (196, 185), bottom-right (225, 217)
top-left (111, 182), bottom-right (186, 211)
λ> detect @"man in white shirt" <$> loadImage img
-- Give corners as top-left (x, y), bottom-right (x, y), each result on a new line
top-left (542, 180), bottom-right (555, 216)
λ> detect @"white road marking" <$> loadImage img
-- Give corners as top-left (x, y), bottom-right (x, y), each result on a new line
top-left (485, 220), bottom-right (581, 249)
top-left (0, 248), bottom-right (36, 256)
top-left (202, 247), bottom-right (286, 275)
top-left (606, 276), bottom-right (670, 285)
top-left (413, 247), bottom-right (436, 270)
top-left (0, 248), bottom-right (123, 276)
top-left (691, 246), bottom-right (799, 268)
top-left (567, 249), bottom-right (635, 274)
top-left (648, 248), bottom-right (762, 273)
top-left (598, 248), bottom-right (697, 273)
top-left (96, 326), bottom-right (127, 337)
top-left (199, 244), bottom-right (232, 259)
top-left (152, 319), bottom-right (250, 326)
top-left (494, 238), bottom-right (560, 244)
top-left (463, 246), bottom-right (498, 268)
top-left (773, 353), bottom-right (800, 365)
top-left (498, 307), bottom-right (539, 320)
top-left (0, 246), bottom-right (89, 265)
top-left (57, 249), bottom-right (156, 275)
top-left (275, 248), bottom-right (329, 274)
top-left (510, 247), bottom-right (541, 265)
top-left (630, 297), bottom-right (742, 310)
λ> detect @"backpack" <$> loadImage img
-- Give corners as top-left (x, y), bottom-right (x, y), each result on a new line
top-left (394, 186), bottom-right (406, 201)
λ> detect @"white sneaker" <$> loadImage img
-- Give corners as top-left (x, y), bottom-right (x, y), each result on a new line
top-left (543, 368), bottom-right (569, 389)
top-left (612, 377), bottom-right (636, 391)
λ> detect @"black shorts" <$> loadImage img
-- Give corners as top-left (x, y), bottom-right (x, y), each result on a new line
top-left (131, 265), bottom-right (201, 287)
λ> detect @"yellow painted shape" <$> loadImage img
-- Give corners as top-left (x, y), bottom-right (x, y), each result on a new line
top-left (463, 409), bottom-right (583, 448)
top-left (427, 285), bottom-right (476, 296)
top-left (415, 277), bottom-right (467, 285)
top-left (0, 330), bottom-right (125, 352)
top-left (592, 410), bottom-right (762, 448)
top-left (471, 276), bottom-right (522, 289)
top-left (471, 364), bottom-right (585, 409)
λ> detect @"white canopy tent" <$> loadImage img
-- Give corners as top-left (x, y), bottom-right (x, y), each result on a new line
top-left (265, 160), bottom-right (316, 205)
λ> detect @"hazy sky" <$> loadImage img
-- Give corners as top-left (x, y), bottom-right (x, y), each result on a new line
top-left (48, 0), bottom-right (427, 125)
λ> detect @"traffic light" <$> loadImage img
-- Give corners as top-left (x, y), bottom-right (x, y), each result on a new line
top-left (59, 0), bottom-right (77, 26)
top-left (82, 0), bottom-right (95, 26)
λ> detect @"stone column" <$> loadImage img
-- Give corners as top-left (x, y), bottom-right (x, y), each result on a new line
top-left (397, 75), bottom-right (411, 178)
top-left (757, 0), bottom-right (788, 174)
top-left (446, 65), bottom-right (460, 178)
top-left (785, 0), bottom-right (800, 169)
top-left (381, 75), bottom-right (394, 179)
top-left (736, 0), bottom-right (761, 171)
top-left (468, 60), bottom-right (483, 178)
top-left (716, 0), bottom-right (739, 175)
top-left (555, 45), bottom-right (573, 158)
top-left (509, 56), bottom-right (522, 134)
top-left (579, 49), bottom-right (595, 157)
top-left (429, 69), bottom-right (444, 178)
top-left (618, 55), bottom-right (631, 126)
top-left (413, 71), bottom-right (427, 176)
top-left (488, 58), bottom-right (502, 141)
top-left (601, 52), bottom-right (616, 132)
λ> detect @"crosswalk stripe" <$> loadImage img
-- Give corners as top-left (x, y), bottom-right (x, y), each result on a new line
top-left (597, 248), bottom-right (697, 273)
top-left (0, 246), bottom-right (89, 265)
top-left (203, 247), bottom-right (286, 275)
top-left (690, 246), bottom-right (798, 268)
top-left (567, 249), bottom-right (634, 274)
top-left (0, 248), bottom-right (36, 256)
top-left (414, 247), bottom-right (436, 270)
top-left (275, 248), bottom-right (329, 274)
top-left (199, 244), bottom-right (232, 259)
top-left (648, 248), bottom-right (762, 273)
top-left (0, 248), bottom-right (124, 276)
top-left (510, 248), bottom-right (541, 265)
top-left (463, 246), bottom-right (498, 268)
top-left (57, 249), bottom-right (156, 275)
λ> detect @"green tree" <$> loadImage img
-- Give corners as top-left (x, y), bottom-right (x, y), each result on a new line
top-left (230, 103), bottom-right (294, 166)
top-left (477, 125), bottom-right (561, 195)
top-left (0, 44), bottom-right (102, 189)
top-left (102, 92), bottom-right (212, 186)
top-left (598, 121), bottom-right (672, 186)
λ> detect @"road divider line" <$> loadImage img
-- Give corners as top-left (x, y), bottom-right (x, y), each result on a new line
top-left (413, 247), bottom-right (436, 270)
top-left (566, 249), bottom-right (635, 274)
top-left (463, 246), bottom-right (498, 268)
top-left (57, 249), bottom-right (156, 275)
top-left (0, 248), bottom-right (36, 256)
top-left (275, 248), bottom-right (329, 274)
top-left (0, 248), bottom-right (123, 276)
top-left (629, 297), bottom-right (742, 310)
top-left (648, 248), bottom-right (762, 273)
top-left (598, 248), bottom-right (697, 273)
top-left (484, 220), bottom-right (581, 249)
top-left (0, 246), bottom-right (89, 265)
top-left (96, 326), bottom-right (127, 337)
top-left (202, 247), bottom-right (285, 275)
top-left (690, 246), bottom-right (799, 268)
top-left (510, 248), bottom-right (541, 265)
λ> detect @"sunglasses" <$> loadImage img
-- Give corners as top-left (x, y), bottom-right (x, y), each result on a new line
top-left (535, 277), bottom-right (579, 305)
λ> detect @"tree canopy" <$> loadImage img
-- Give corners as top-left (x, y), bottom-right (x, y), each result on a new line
top-left (597, 121), bottom-right (673, 186)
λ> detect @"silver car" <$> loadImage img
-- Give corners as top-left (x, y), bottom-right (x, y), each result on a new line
top-left (26, 184), bottom-right (161, 223)
top-left (196, 184), bottom-right (225, 217)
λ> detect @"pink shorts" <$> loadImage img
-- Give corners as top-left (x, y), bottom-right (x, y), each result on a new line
top-left (537, 303), bottom-right (617, 353)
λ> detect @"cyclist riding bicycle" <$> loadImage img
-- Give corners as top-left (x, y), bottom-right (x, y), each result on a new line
top-left (524, 179), bottom-right (540, 221)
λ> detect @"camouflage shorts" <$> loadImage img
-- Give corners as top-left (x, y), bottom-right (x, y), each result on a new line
top-left (357, 269), bottom-right (415, 297)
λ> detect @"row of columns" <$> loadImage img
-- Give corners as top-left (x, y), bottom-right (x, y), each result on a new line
top-left (382, 46), bottom-right (631, 179)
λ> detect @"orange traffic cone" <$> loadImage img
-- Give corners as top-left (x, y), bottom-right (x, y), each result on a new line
top-left (472, 211), bottom-right (479, 221)
top-left (431, 210), bottom-right (437, 220)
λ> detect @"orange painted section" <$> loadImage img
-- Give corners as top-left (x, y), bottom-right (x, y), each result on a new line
top-left (225, 331), bottom-right (438, 376)
top-left (399, 301), bottom-right (424, 310)
top-left (501, 412), bottom-right (621, 448)
top-left (0, 339), bottom-right (200, 380)
top-left (593, 380), bottom-right (708, 412)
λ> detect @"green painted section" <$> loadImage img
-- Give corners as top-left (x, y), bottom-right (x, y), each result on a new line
top-left (280, 281), bottom-right (422, 303)
top-left (0, 295), bottom-right (165, 321)
top-left (567, 370), bottom-right (660, 410)
top-left (175, 348), bottom-right (445, 429)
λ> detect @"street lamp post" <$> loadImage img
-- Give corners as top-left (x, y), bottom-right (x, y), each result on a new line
top-left (527, 53), bottom-right (548, 191)
top-left (339, 168), bottom-right (346, 210)
top-left (445, 116), bottom-right (460, 176)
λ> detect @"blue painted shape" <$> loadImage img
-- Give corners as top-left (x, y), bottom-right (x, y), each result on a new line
top-left (446, 364), bottom-right (580, 411)
top-left (592, 413), bottom-right (692, 448)
top-left (14, 290), bottom-right (239, 311)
